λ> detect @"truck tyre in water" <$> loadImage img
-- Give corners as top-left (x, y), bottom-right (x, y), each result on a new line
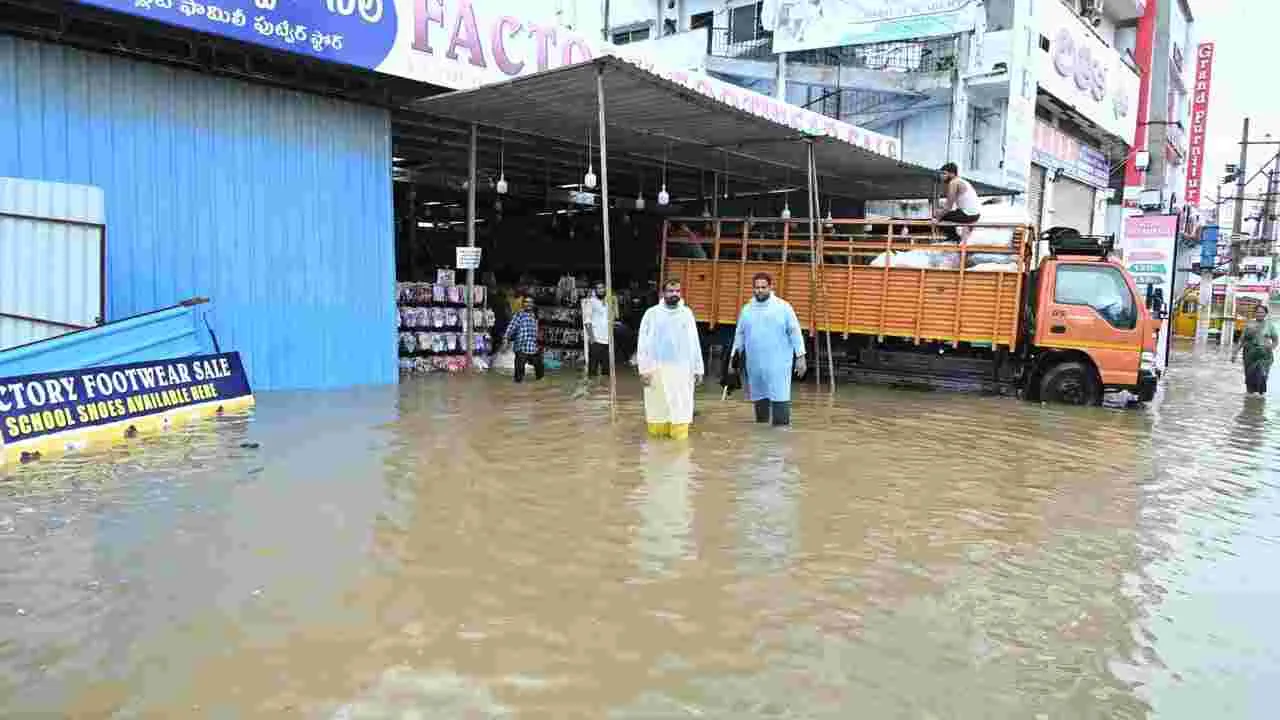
top-left (1039, 361), bottom-right (1101, 406)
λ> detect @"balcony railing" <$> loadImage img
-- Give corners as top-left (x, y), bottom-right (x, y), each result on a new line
top-left (790, 36), bottom-right (959, 74)
top-left (705, 27), bottom-right (958, 75)
top-left (707, 27), bottom-right (776, 61)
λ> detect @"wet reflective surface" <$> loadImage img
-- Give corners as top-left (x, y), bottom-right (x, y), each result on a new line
top-left (3, 346), bottom-right (1279, 718)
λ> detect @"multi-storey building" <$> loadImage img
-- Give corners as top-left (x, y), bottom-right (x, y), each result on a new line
top-left (612, 0), bottom-right (1193, 239)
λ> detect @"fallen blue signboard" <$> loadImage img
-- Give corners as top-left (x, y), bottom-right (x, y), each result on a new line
top-left (0, 352), bottom-right (253, 466)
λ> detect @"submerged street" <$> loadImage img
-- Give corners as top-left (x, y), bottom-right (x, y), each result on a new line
top-left (1, 348), bottom-right (1278, 718)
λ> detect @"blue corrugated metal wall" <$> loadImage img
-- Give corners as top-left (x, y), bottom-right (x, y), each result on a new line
top-left (0, 35), bottom-right (396, 390)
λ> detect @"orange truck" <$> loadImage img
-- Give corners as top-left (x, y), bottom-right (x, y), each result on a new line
top-left (662, 218), bottom-right (1162, 405)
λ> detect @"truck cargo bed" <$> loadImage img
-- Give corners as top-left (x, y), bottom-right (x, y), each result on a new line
top-left (663, 218), bottom-right (1033, 351)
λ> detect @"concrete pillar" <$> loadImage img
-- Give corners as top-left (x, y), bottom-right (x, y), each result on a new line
top-left (775, 52), bottom-right (788, 100)
top-left (947, 33), bottom-right (970, 164)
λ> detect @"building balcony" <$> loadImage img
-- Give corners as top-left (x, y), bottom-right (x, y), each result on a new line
top-left (704, 26), bottom-right (959, 75)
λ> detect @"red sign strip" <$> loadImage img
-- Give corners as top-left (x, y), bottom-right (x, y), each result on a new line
top-left (1184, 43), bottom-right (1215, 206)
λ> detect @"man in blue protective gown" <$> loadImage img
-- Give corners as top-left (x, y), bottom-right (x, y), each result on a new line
top-left (731, 272), bottom-right (807, 426)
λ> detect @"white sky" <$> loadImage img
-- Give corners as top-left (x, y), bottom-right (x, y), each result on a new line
top-left (1196, 0), bottom-right (1279, 224)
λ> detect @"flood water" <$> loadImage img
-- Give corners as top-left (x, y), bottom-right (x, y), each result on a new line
top-left (2, 346), bottom-right (1279, 718)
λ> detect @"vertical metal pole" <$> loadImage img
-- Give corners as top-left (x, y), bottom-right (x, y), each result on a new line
top-left (812, 149), bottom-right (836, 392)
top-left (597, 66), bottom-right (618, 419)
top-left (805, 141), bottom-right (820, 389)
top-left (1225, 117), bottom-right (1250, 349)
top-left (1195, 226), bottom-right (1214, 351)
top-left (406, 183), bottom-right (417, 278)
top-left (466, 122), bottom-right (477, 368)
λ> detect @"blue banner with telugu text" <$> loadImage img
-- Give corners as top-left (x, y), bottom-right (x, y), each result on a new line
top-left (0, 353), bottom-right (252, 446)
top-left (74, 0), bottom-right (398, 71)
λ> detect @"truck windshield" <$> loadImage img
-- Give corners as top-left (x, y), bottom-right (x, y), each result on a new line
top-left (1054, 265), bottom-right (1137, 330)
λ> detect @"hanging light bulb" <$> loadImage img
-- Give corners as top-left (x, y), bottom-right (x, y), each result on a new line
top-left (781, 194), bottom-right (792, 220)
top-left (657, 144), bottom-right (670, 206)
top-left (583, 128), bottom-right (597, 189)
top-left (496, 174), bottom-right (508, 195)
top-left (701, 203), bottom-right (712, 218)
top-left (635, 192), bottom-right (646, 211)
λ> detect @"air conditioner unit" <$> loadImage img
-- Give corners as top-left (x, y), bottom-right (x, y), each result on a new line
top-left (1082, 0), bottom-right (1105, 24)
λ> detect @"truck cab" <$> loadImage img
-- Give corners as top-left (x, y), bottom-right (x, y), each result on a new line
top-left (1024, 233), bottom-right (1161, 404)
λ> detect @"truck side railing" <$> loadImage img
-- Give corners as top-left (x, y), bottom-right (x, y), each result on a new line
top-left (661, 217), bottom-right (1034, 351)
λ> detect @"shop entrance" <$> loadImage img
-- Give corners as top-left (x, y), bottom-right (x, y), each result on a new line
top-left (389, 115), bottom-right (695, 379)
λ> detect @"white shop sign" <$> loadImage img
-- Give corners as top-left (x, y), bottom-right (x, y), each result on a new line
top-left (455, 246), bottom-right (483, 270)
top-left (1033, 0), bottom-right (1140, 143)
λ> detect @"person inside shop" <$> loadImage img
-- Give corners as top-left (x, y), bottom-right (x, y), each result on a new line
top-left (637, 278), bottom-right (704, 440)
top-left (933, 162), bottom-right (981, 242)
top-left (731, 272), bottom-right (806, 426)
top-left (502, 296), bottom-right (544, 383)
top-left (584, 281), bottom-right (613, 377)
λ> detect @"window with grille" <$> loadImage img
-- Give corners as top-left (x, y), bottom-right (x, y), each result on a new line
top-left (728, 2), bottom-right (769, 44)
top-left (612, 27), bottom-right (651, 45)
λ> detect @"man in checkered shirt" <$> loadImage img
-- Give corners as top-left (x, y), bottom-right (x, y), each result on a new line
top-left (502, 295), bottom-right (544, 382)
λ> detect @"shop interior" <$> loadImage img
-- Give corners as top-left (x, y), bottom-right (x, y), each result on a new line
top-left (390, 115), bottom-right (837, 376)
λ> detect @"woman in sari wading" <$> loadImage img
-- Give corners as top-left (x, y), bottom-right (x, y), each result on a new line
top-left (1233, 305), bottom-right (1279, 395)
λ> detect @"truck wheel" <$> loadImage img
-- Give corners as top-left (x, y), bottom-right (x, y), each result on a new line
top-left (1039, 361), bottom-right (1100, 406)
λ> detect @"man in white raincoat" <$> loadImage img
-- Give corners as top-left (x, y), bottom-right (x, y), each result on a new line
top-left (637, 279), bottom-right (704, 440)
top-left (731, 272), bottom-right (806, 426)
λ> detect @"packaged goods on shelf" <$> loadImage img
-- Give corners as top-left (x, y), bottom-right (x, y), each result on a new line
top-left (396, 278), bottom-right (493, 375)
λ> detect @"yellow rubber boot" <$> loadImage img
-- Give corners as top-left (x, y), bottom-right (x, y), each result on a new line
top-left (669, 423), bottom-right (690, 440)
top-left (647, 422), bottom-right (671, 438)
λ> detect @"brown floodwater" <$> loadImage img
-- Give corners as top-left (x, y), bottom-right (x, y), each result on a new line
top-left (2, 346), bottom-right (1279, 718)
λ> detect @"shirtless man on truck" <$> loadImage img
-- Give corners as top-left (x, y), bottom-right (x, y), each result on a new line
top-left (934, 162), bottom-right (981, 242)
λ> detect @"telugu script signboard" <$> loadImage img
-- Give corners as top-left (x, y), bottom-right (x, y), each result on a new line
top-left (75, 0), bottom-right (901, 159)
top-left (0, 352), bottom-right (254, 465)
top-left (1034, 0), bottom-right (1139, 143)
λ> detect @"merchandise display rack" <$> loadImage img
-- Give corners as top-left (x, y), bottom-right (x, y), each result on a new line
top-left (527, 282), bottom-right (586, 370)
top-left (397, 274), bottom-right (495, 374)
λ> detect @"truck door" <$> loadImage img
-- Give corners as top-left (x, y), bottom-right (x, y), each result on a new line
top-left (1036, 261), bottom-right (1142, 386)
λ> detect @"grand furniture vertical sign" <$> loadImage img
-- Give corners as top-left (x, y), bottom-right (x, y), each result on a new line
top-left (1184, 43), bottom-right (1215, 207)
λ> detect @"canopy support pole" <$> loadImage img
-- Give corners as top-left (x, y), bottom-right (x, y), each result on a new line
top-left (597, 66), bottom-right (619, 420)
top-left (812, 146), bottom-right (836, 392)
top-left (466, 122), bottom-right (477, 369)
top-left (806, 140), bottom-right (821, 390)
top-left (806, 141), bottom-right (835, 394)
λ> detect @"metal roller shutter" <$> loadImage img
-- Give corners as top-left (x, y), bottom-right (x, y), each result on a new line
top-left (1049, 176), bottom-right (1095, 234)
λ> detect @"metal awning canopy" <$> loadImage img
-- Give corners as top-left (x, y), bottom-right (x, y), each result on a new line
top-left (409, 55), bottom-right (1011, 202)
top-left (410, 55), bottom-right (1012, 415)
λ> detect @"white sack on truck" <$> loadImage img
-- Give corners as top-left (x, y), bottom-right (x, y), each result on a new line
top-left (968, 261), bottom-right (1020, 273)
top-left (870, 251), bottom-right (899, 267)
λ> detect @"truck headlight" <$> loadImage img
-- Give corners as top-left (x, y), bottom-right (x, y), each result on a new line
top-left (1140, 351), bottom-right (1157, 371)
